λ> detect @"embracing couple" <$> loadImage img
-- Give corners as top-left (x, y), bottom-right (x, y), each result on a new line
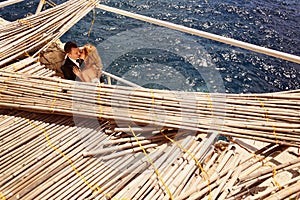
top-left (61, 41), bottom-right (103, 84)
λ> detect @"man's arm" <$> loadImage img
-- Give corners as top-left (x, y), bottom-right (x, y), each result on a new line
top-left (61, 64), bottom-right (75, 80)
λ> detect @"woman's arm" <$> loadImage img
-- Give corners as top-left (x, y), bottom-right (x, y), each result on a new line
top-left (73, 67), bottom-right (86, 82)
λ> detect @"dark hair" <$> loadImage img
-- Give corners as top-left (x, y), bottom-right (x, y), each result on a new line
top-left (64, 41), bottom-right (78, 53)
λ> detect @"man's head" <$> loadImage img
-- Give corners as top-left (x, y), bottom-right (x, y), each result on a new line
top-left (64, 41), bottom-right (80, 60)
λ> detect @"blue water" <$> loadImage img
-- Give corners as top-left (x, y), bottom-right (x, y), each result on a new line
top-left (1, 0), bottom-right (299, 93)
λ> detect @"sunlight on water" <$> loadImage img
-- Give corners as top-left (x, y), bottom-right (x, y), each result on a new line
top-left (1, 0), bottom-right (299, 93)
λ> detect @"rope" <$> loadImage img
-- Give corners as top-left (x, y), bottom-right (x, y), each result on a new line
top-left (129, 126), bottom-right (174, 200)
top-left (0, 192), bottom-right (5, 200)
top-left (87, 8), bottom-right (96, 38)
top-left (17, 19), bottom-right (34, 28)
top-left (0, 52), bottom-right (7, 58)
top-left (205, 93), bottom-right (213, 113)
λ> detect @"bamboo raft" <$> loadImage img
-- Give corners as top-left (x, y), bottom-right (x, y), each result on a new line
top-left (0, 71), bottom-right (300, 147)
top-left (1, 108), bottom-right (300, 200)
top-left (1, 0), bottom-right (300, 199)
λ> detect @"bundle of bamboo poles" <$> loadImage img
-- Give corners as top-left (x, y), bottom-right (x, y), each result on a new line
top-left (178, 142), bottom-right (300, 200)
top-left (0, 71), bottom-right (299, 147)
top-left (1, 108), bottom-right (299, 199)
top-left (0, 0), bottom-right (98, 67)
top-left (0, 108), bottom-right (218, 199)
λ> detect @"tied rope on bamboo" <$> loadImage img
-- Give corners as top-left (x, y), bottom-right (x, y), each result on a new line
top-left (0, 0), bottom-right (100, 67)
top-left (1, 107), bottom-right (299, 199)
top-left (255, 96), bottom-right (282, 189)
top-left (0, 192), bottom-right (5, 200)
top-left (22, 114), bottom-right (109, 198)
top-left (160, 131), bottom-right (213, 200)
top-left (0, 73), bottom-right (299, 147)
top-left (129, 125), bottom-right (174, 200)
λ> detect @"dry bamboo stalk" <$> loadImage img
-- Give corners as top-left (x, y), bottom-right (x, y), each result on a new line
top-left (107, 145), bottom-right (169, 199)
top-left (24, 158), bottom-right (95, 200)
top-left (247, 175), bottom-right (300, 200)
top-left (285, 192), bottom-right (300, 200)
top-left (79, 131), bottom-right (108, 151)
top-left (49, 157), bottom-right (110, 200)
top-left (149, 138), bottom-right (206, 199)
top-left (83, 138), bottom-right (161, 156)
top-left (0, 90), bottom-right (292, 126)
top-left (103, 129), bottom-right (178, 145)
top-left (19, 128), bottom-right (91, 198)
top-left (238, 156), bottom-right (300, 182)
top-left (13, 161), bottom-right (71, 200)
top-left (0, 119), bottom-right (71, 175)
top-left (1, 57), bottom-right (38, 72)
top-left (2, 132), bottom-right (80, 196)
top-left (39, 136), bottom-right (119, 198)
top-left (218, 163), bottom-right (244, 200)
top-left (0, 75), bottom-right (300, 147)
top-left (186, 154), bottom-right (242, 200)
top-left (264, 180), bottom-right (300, 200)
top-left (112, 169), bottom-right (150, 199)
top-left (105, 155), bottom-right (166, 199)
top-left (100, 143), bottom-right (159, 160)
top-left (176, 145), bottom-right (235, 200)
top-left (86, 151), bottom-right (160, 200)
top-left (215, 146), bottom-right (237, 173)
top-left (238, 145), bottom-right (289, 178)
top-left (150, 143), bottom-right (197, 199)
top-left (0, 0), bottom-right (24, 8)
top-left (166, 140), bottom-right (205, 191)
top-left (231, 160), bottom-right (300, 198)
top-left (176, 150), bottom-right (219, 196)
top-left (0, 0), bottom-right (97, 66)
top-left (211, 154), bottom-right (241, 200)
top-left (0, 117), bottom-right (51, 159)
top-left (130, 144), bottom-right (179, 199)
top-left (229, 172), bottom-right (277, 198)
top-left (135, 140), bottom-right (186, 198)
top-left (0, 115), bottom-right (75, 170)
top-left (0, 107), bottom-right (296, 199)
top-left (0, 104), bottom-right (298, 147)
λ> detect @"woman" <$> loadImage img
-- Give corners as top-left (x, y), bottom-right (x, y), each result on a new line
top-left (73, 44), bottom-right (103, 84)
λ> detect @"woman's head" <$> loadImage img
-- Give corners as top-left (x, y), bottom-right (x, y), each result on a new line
top-left (80, 44), bottom-right (96, 59)
top-left (81, 44), bottom-right (103, 76)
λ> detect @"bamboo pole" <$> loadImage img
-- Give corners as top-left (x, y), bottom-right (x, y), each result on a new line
top-left (36, 0), bottom-right (45, 14)
top-left (217, 163), bottom-right (243, 200)
top-left (1, 107), bottom-right (299, 199)
top-left (96, 4), bottom-right (300, 64)
top-left (211, 154), bottom-right (241, 200)
top-left (247, 176), bottom-right (300, 200)
top-left (264, 181), bottom-right (300, 200)
top-left (238, 157), bottom-right (300, 183)
top-left (0, 0), bottom-right (24, 8)
top-left (186, 154), bottom-right (242, 200)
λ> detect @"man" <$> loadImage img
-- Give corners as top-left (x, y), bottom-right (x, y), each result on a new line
top-left (61, 41), bottom-right (82, 81)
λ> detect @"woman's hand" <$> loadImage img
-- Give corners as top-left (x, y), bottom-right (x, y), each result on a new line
top-left (73, 67), bottom-right (80, 76)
